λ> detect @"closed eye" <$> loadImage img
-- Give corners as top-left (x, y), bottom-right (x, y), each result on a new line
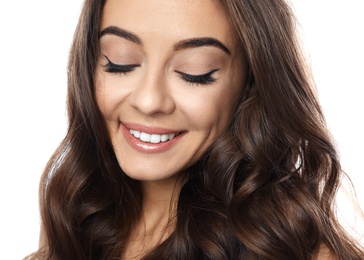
top-left (103, 55), bottom-right (140, 74)
top-left (175, 69), bottom-right (219, 85)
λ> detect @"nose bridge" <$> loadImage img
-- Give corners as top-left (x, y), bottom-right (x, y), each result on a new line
top-left (129, 64), bottom-right (175, 116)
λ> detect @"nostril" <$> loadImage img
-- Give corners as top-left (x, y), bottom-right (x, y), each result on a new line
top-left (129, 87), bottom-right (176, 115)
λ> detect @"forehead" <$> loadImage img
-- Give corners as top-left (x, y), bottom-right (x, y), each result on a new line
top-left (100, 0), bottom-right (236, 47)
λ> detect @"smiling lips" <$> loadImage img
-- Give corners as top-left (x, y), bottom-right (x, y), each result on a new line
top-left (129, 129), bottom-right (178, 143)
top-left (122, 123), bottom-right (183, 153)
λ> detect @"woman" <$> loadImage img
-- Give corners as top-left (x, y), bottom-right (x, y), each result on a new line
top-left (29, 0), bottom-right (364, 259)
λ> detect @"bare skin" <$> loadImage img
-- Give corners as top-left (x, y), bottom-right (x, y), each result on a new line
top-left (122, 178), bottom-right (180, 259)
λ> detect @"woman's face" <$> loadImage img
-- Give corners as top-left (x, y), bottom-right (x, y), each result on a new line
top-left (95, 0), bottom-right (244, 182)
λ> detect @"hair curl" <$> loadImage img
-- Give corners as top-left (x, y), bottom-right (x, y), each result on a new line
top-left (28, 0), bottom-right (363, 259)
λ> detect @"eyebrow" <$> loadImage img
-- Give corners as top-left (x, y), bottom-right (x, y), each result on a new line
top-left (99, 26), bottom-right (231, 55)
top-left (174, 38), bottom-right (231, 55)
top-left (99, 26), bottom-right (142, 45)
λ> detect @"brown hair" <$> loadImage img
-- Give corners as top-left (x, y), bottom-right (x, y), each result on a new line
top-left (28, 0), bottom-right (363, 259)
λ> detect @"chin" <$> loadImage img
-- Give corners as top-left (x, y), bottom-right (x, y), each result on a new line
top-left (121, 166), bottom-right (183, 183)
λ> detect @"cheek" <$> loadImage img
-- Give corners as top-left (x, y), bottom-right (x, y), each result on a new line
top-left (176, 85), bottom-right (237, 134)
top-left (95, 73), bottom-right (127, 122)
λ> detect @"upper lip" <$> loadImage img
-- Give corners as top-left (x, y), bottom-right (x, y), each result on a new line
top-left (122, 122), bottom-right (184, 135)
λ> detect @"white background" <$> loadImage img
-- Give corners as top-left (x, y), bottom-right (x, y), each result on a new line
top-left (0, 1), bottom-right (363, 259)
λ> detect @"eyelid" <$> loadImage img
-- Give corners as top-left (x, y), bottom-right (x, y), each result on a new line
top-left (175, 69), bottom-right (219, 85)
top-left (103, 55), bottom-right (140, 74)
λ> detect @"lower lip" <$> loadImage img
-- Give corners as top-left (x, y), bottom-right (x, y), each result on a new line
top-left (121, 124), bottom-right (184, 154)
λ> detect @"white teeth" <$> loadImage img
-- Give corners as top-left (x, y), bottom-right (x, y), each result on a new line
top-left (140, 132), bottom-right (151, 142)
top-left (129, 129), bottom-right (178, 143)
top-left (161, 134), bottom-right (169, 142)
top-left (150, 134), bottom-right (161, 143)
top-left (130, 129), bottom-right (141, 138)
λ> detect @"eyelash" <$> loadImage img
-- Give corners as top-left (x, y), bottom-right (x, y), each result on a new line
top-left (175, 69), bottom-right (219, 85)
top-left (103, 55), bottom-right (140, 74)
top-left (103, 55), bottom-right (218, 85)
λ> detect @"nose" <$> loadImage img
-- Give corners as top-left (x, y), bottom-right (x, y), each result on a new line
top-left (129, 69), bottom-right (176, 116)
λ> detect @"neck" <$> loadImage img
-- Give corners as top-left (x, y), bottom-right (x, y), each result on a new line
top-left (123, 175), bottom-right (182, 259)
top-left (141, 176), bottom-right (181, 233)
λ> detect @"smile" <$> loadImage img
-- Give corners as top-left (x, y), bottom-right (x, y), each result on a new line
top-left (129, 129), bottom-right (179, 143)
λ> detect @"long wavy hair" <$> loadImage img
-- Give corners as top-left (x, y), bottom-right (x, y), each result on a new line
top-left (28, 0), bottom-right (363, 259)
